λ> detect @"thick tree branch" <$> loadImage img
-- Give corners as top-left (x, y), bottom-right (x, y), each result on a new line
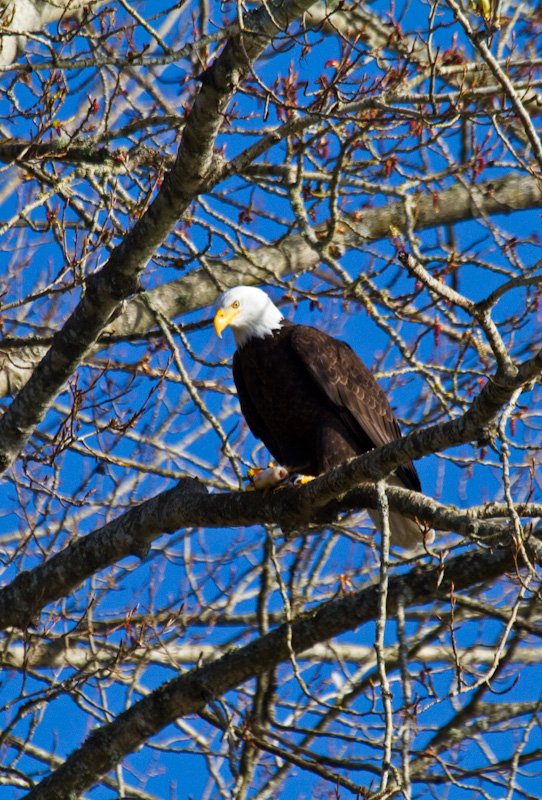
top-left (6, 640), bottom-right (542, 671)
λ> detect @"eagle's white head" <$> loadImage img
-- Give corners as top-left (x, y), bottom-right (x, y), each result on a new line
top-left (213, 286), bottom-right (284, 348)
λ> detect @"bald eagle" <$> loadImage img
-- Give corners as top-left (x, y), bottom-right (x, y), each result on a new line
top-left (214, 286), bottom-right (425, 548)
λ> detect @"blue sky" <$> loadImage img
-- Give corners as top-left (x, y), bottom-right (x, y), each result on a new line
top-left (1, 0), bottom-right (542, 798)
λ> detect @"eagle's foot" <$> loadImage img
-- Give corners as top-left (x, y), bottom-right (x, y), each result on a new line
top-left (289, 473), bottom-right (315, 486)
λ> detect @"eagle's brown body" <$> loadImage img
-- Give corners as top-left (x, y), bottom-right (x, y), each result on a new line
top-left (233, 320), bottom-right (421, 493)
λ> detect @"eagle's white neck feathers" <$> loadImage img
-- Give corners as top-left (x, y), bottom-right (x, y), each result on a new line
top-left (214, 286), bottom-right (284, 348)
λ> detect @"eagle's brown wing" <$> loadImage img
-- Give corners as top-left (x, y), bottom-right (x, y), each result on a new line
top-left (290, 325), bottom-right (421, 492)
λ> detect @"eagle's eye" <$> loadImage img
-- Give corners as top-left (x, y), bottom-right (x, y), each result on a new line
top-left (232, 300), bottom-right (240, 309)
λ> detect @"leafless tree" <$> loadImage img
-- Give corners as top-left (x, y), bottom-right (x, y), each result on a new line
top-left (1, 1), bottom-right (542, 798)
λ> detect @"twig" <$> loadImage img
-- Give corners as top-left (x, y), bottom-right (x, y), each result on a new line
top-left (375, 481), bottom-right (393, 792)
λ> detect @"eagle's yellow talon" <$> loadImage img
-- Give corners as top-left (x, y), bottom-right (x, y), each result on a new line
top-left (290, 474), bottom-right (315, 486)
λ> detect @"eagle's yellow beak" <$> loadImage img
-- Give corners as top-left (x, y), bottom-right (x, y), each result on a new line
top-left (214, 306), bottom-right (240, 338)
